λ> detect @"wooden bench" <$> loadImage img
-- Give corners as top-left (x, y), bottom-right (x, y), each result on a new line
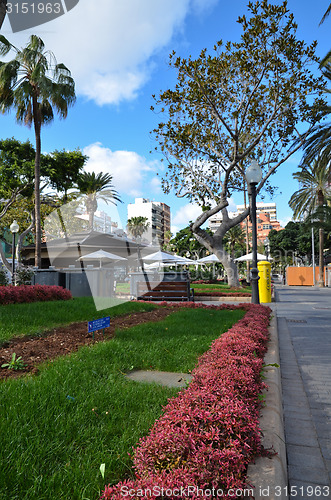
top-left (137, 280), bottom-right (194, 302)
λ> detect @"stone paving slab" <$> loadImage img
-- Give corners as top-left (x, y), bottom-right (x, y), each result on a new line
top-left (275, 286), bottom-right (331, 499)
top-left (125, 370), bottom-right (192, 388)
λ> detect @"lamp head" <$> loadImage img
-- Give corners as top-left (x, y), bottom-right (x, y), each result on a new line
top-left (10, 220), bottom-right (19, 234)
top-left (245, 160), bottom-right (262, 185)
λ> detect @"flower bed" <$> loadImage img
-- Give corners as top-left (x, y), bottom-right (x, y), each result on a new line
top-left (101, 302), bottom-right (271, 499)
top-left (0, 285), bottom-right (72, 305)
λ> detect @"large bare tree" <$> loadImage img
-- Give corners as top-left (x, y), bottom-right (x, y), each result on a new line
top-left (152, 0), bottom-right (326, 286)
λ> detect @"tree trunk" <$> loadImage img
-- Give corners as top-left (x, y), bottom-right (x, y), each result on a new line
top-left (33, 104), bottom-right (42, 268)
top-left (214, 248), bottom-right (240, 287)
top-left (0, 240), bottom-right (11, 272)
top-left (17, 210), bottom-right (35, 265)
top-left (192, 225), bottom-right (241, 287)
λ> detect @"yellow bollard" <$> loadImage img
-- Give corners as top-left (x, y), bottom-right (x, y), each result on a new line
top-left (258, 261), bottom-right (272, 303)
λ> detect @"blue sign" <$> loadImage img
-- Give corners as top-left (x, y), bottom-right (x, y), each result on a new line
top-left (88, 316), bottom-right (110, 333)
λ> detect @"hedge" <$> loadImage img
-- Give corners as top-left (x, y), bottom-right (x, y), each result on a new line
top-left (100, 302), bottom-right (271, 499)
top-left (0, 285), bottom-right (72, 305)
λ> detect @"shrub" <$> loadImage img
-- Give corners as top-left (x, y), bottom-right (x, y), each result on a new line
top-left (100, 303), bottom-right (271, 499)
top-left (0, 285), bottom-right (72, 305)
top-left (15, 266), bottom-right (35, 286)
top-left (0, 268), bottom-right (9, 286)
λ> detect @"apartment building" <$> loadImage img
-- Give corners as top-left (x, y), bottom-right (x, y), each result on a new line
top-left (209, 202), bottom-right (283, 243)
top-left (236, 202), bottom-right (277, 221)
top-left (127, 198), bottom-right (171, 245)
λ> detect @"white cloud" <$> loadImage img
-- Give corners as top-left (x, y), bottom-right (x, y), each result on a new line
top-left (171, 198), bottom-right (240, 234)
top-left (4, 0), bottom-right (213, 105)
top-left (83, 142), bottom-right (159, 197)
top-left (279, 216), bottom-right (292, 228)
top-left (172, 202), bottom-right (202, 227)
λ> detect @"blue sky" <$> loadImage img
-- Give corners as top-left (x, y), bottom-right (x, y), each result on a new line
top-left (0, 0), bottom-right (330, 235)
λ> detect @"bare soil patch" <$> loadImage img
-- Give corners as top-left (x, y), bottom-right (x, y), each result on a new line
top-left (0, 306), bottom-right (174, 381)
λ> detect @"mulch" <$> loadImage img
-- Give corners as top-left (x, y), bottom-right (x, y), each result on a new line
top-left (0, 306), bottom-right (175, 381)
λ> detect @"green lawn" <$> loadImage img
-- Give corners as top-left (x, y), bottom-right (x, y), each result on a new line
top-left (0, 303), bottom-right (245, 500)
top-left (192, 283), bottom-right (252, 293)
top-left (0, 297), bottom-right (158, 344)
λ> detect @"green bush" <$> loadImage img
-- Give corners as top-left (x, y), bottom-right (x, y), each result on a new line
top-left (0, 267), bottom-right (9, 286)
top-left (15, 266), bottom-right (34, 286)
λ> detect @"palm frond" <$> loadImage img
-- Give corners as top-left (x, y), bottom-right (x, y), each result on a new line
top-left (319, 3), bottom-right (331, 25)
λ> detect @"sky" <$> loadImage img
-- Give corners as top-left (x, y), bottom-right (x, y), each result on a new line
top-left (0, 0), bottom-right (330, 236)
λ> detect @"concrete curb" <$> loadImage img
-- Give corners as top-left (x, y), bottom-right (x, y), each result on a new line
top-left (246, 305), bottom-right (289, 500)
top-left (195, 296), bottom-right (251, 302)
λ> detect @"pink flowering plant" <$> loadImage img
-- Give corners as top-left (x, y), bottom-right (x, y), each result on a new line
top-left (101, 303), bottom-right (271, 499)
top-left (0, 285), bottom-right (72, 305)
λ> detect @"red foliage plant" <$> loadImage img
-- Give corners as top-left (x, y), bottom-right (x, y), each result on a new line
top-left (100, 302), bottom-right (271, 500)
top-left (0, 285), bottom-right (72, 305)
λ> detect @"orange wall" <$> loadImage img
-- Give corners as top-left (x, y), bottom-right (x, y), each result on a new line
top-left (286, 266), bottom-right (326, 286)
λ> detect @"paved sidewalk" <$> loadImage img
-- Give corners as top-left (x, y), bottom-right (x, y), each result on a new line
top-left (274, 286), bottom-right (331, 500)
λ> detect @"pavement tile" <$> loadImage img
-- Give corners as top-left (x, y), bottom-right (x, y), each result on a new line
top-left (287, 444), bottom-right (326, 469)
top-left (288, 465), bottom-right (330, 485)
top-left (285, 430), bottom-right (319, 448)
top-left (319, 439), bottom-right (331, 460)
top-left (275, 286), bottom-right (331, 493)
top-left (285, 409), bottom-right (312, 422)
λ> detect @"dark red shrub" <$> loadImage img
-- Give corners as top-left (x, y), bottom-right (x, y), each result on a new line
top-left (0, 285), bottom-right (72, 305)
top-left (101, 303), bottom-right (271, 499)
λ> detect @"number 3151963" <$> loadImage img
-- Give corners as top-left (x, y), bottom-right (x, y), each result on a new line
top-left (6, 3), bottom-right (62, 15)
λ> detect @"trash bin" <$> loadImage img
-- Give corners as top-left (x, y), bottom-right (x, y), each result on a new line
top-left (258, 260), bottom-right (272, 303)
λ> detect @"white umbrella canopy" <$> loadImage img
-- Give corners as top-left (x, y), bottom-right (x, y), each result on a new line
top-left (234, 252), bottom-right (272, 262)
top-left (142, 250), bottom-right (181, 263)
top-left (143, 253), bottom-right (195, 269)
top-left (197, 254), bottom-right (220, 263)
top-left (77, 249), bottom-right (127, 267)
top-left (173, 255), bottom-right (196, 265)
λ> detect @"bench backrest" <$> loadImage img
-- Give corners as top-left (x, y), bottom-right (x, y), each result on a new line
top-left (137, 280), bottom-right (190, 298)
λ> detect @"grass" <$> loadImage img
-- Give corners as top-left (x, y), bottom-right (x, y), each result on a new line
top-left (192, 283), bottom-right (252, 293)
top-left (0, 298), bottom-right (158, 344)
top-left (0, 305), bottom-right (245, 500)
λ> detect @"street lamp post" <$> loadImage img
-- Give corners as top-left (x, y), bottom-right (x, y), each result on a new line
top-left (264, 236), bottom-right (270, 261)
top-left (10, 220), bottom-right (19, 286)
top-left (246, 160), bottom-right (262, 305)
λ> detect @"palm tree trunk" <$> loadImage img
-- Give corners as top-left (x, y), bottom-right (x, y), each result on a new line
top-left (318, 192), bottom-right (325, 287)
top-left (33, 98), bottom-right (42, 268)
top-left (318, 227), bottom-right (325, 287)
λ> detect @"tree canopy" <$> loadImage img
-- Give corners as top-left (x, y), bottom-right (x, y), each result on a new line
top-left (0, 34), bottom-right (76, 267)
top-left (151, 0), bottom-right (326, 286)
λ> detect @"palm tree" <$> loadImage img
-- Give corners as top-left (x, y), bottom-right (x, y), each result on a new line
top-left (320, 2), bottom-right (331, 25)
top-left (127, 216), bottom-right (150, 241)
top-left (0, 34), bottom-right (76, 267)
top-left (224, 225), bottom-right (246, 259)
top-left (289, 156), bottom-right (331, 287)
top-left (76, 172), bottom-right (122, 229)
top-left (301, 63), bottom-right (331, 165)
